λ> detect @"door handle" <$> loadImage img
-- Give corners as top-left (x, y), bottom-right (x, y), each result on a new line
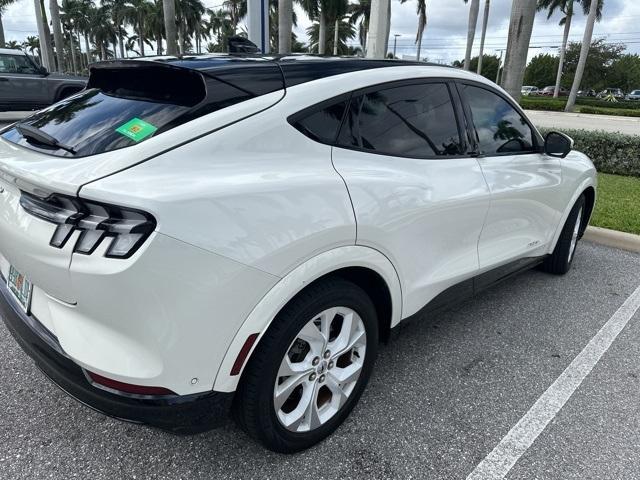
top-left (0, 78), bottom-right (9, 82)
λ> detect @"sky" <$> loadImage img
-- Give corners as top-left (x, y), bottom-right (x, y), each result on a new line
top-left (2, 0), bottom-right (640, 65)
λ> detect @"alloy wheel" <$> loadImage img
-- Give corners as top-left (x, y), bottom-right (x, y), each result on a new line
top-left (273, 306), bottom-right (367, 432)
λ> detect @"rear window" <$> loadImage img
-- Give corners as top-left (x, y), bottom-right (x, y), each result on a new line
top-left (2, 62), bottom-right (284, 157)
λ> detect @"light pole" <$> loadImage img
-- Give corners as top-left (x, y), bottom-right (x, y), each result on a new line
top-left (393, 34), bottom-right (400, 58)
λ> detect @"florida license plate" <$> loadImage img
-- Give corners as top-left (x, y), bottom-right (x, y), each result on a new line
top-left (7, 265), bottom-right (33, 313)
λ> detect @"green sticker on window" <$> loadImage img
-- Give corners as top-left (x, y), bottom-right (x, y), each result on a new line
top-left (115, 118), bottom-right (157, 142)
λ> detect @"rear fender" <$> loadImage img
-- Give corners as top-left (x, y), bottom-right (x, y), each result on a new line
top-left (213, 245), bottom-right (402, 392)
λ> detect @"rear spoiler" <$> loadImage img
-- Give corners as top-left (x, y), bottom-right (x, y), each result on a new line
top-left (88, 61), bottom-right (206, 107)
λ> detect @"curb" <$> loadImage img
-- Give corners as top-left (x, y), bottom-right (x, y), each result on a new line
top-left (583, 226), bottom-right (640, 253)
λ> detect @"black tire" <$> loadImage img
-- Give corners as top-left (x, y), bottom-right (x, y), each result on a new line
top-left (233, 277), bottom-right (378, 453)
top-left (540, 195), bottom-right (586, 275)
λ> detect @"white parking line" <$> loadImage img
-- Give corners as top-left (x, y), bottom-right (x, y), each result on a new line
top-left (467, 284), bottom-right (640, 480)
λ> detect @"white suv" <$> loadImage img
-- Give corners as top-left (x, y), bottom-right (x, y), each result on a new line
top-left (0, 56), bottom-right (596, 453)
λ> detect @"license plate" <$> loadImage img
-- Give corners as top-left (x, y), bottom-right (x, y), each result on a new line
top-left (7, 266), bottom-right (33, 313)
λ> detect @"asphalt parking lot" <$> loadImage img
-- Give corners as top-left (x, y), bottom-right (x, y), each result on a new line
top-left (1, 241), bottom-right (639, 479)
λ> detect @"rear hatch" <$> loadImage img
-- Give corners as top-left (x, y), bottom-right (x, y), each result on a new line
top-left (0, 58), bottom-right (285, 303)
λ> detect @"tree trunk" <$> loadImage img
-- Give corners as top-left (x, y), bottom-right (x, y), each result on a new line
top-left (383, 0), bottom-right (391, 56)
top-left (33, 0), bottom-right (52, 70)
top-left (40, 0), bottom-right (55, 69)
top-left (100, 43), bottom-right (106, 61)
top-left (333, 19), bottom-right (339, 55)
top-left (138, 16), bottom-right (145, 57)
top-left (416, 34), bottom-right (422, 62)
top-left (157, 34), bottom-right (163, 55)
top-left (118, 30), bottom-right (125, 58)
top-left (178, 22), bottom-right (185, 54)
top-left (566, 0), bottom-right (598, 112)
top-left (464, 0), bottom-right (480, 70)
top-left (278, 0), bottom-right (292, 53)
top-left (477, 0), bottom-right (490, 75)
top-left (84, 34), bottom-right (91, 64)
top-left (69, 29), bottom-right (77, 74)
top-left (163, 0), bottom-right (178, 55)
top-left (318, 9), bottom-right (327, 54)
top-left (0, 13), bottom-right (5, 47)
top-left (501, 0), bottom-right (536, 101)
top-left (554, 5), bottom-right (572, 98)
top-left (365, 0), bottom-right (389, 59)
top-left (49, 0), bottom-right (65, 72)
top-left (77, 31), bottom-right (84, 70)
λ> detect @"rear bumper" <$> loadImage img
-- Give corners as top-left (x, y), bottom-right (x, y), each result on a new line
top-left (0, 278), bottom-right (233, 435)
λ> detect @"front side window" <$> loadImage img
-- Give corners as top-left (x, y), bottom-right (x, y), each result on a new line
top-left (461, 84), bottom-right (535, 155)
top-left (0, 54), bottom-right (39, 74)
top-left (337, 82), bottom-right (464, 157)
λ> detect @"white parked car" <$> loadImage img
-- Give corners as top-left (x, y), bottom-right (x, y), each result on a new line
top-left (521, 85), bottom-right (539, 96)
top-left (0, 56), bottom-right (596, 453)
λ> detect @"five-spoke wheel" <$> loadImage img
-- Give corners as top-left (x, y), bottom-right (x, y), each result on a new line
top-left (233, 278), bottom-right (378, 453)
top-left (274, 306), bottom-right (367, 432)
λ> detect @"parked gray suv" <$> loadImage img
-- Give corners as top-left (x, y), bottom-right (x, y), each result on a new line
top-left (0, 48), bottom-right (86, 111)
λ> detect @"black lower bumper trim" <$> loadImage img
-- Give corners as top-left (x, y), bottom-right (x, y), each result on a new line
top-left (0, 279), bottom-right (233, 435)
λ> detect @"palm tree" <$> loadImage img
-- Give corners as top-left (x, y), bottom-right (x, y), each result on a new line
top-left (537, 0), bottom-right (602, 98)
top-left (348, 0), bottom-right (369, 51)
top-left (50, 0), bottom-right (66, 71)
top-left (476, 0), bottom-right (490, 75)
top-left (0, 0), bottom-right (18, 47)
top-left (278, 0), bottom-right (293, 52)
top-left (463, 0), bottom-right (480, 70)
top-left (148, 0), bottom-right (166, 55)
top-left (90, 6), bottom-right (116, 59)
top-left (123, 0), bottom-right (153, 57)
top-left (73, 0), bottom-right (94, 66)
top-left (60, 0), bottom-right (83, 73)
top-left (223, 0), bottom-right (245, 34)
top-left (22, 36), bottom-right (40, 56)
top-left (176, 0), bottom-right (205, 54)
top-left (207, 8), bottom-right (233, 51)
top-left (102, 0), bottom-right (128, 58)
top-left (307, 14), bottom-right (355, 54)
top-left (33, 0), bottom-right (54, 70)
top-left (565, 0), bottom-right (601, 111)
top-left (501, 0), bottom-right (537, 100)
top-left (5, 39), bottom-right (18, 48)
top-left (163, 0), bottom-right (178, 55)
top-left (407, 0), bottom-right (426, 61)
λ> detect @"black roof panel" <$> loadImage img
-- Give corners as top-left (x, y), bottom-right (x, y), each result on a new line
top-left (93, 54), bottom-right (445, 89)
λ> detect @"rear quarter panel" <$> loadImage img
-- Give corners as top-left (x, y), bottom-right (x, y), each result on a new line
top-left (79, 105), bottom-right (357, 277)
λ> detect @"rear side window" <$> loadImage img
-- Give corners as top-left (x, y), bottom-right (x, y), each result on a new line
top-left (0, 53), bottom-right (39, 74)
top-left (461, 84), bottom-right (535, 155)
top-left (2, 62), bottom-right (284, 157)
top-left (291, 100), bottom-right (347, 144)
top-left (337, 83), bottom-right (464, 157)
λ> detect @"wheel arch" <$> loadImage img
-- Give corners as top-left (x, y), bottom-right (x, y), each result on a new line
top-left (54, 84), bottom-right (84, 102)
top-left (213, 246), bottom-right (402, 392)
top-left (581, 185), bottom-right (596, 237)
top-left (548, 177), bottom-right (596, 254)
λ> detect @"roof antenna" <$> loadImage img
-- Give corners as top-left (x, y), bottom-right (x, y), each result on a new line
top-left (228, 36), bottom-right (261, 54)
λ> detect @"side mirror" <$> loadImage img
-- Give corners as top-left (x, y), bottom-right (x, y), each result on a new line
top-left (544, 131), bottom-right (573, 158)
top-left (38, 66), bottom-right (49, 76)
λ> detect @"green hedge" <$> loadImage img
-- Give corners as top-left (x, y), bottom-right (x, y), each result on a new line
top-left (579, 106), bottom-right (640, 117)
top-left (540, 128), bottom-right (640, 177)
top-left (577, 98), bottom-right (640, 110)
top-left (521, 97), bottom-right (640, 117)
top-left (520, 97), bottom-right (565, 111)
